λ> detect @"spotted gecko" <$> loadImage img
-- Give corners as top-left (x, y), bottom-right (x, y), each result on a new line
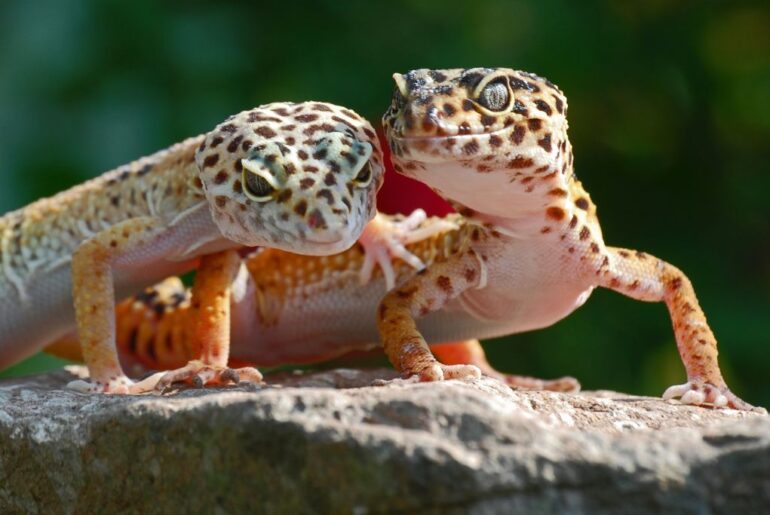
top-left (378, 67), bottom-right (756, 410)
top-left (0, 101), bottom-right (424, 394)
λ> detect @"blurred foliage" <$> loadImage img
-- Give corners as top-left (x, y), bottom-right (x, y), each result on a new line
top-left (0, 0), bottom-right (768, 407)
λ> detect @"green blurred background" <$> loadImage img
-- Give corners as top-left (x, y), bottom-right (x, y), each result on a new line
top-left (1, 0), bottom-right (768, 406)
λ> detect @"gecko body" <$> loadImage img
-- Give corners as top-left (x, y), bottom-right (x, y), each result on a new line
top-left (379, 68), bottom-right (755, 410)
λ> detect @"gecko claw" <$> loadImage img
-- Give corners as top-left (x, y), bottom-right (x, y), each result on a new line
top-left (221, 368), bottom-right (240, 384)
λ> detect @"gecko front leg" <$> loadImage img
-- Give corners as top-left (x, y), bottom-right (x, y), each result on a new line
top-left (358, 210), bottom-right (458, 289)
top-left (68, 217), bottom-right (167, 394)
top-left (153, 250), bottom-right (262, 391)
top-left (598, 247), bottom-right (758, 411)
top-left (377, 250), bottom-right (484, 381)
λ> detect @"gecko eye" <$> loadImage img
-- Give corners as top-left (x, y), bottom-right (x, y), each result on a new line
top-left (477, 79), bottom-right (510, 112)
top-left (243, 170), bottom-right (276, 201)
top-left (352, 162), bottom-right (373, 187)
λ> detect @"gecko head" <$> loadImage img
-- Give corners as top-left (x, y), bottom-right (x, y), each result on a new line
top-left (196, 102), bottom-right (384, 255)
top-left (382, 68), bottom-right (574, 213)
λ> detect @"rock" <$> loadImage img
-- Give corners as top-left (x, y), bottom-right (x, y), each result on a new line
top-left (0, 366), bottom-right (768, 514)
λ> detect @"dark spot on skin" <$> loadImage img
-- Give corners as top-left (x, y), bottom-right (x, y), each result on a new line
top-left (464, 268), bottom-right (477, 282)
top-left (219, 124), bottom-right (237, 133)
top-left (312, 103), bottom-right (333, 112)
top-left (429, 70), bottom-right (448, 82)
top-left (669, 277), bottom-right (683, 290)
top-left (295, 114), bottom-right (319, 123)
top-left (443, 103), bottom-right (456, 116)
top-left (481, 115), bottom-right (495, 127)
top-left (579, 226), bottom-right (590, 240)
top-left (342, 197), bottom-right (352, 211)
top-left (138, 163), bottom-right (152, 176)
top-left (510, 125), bottom-right (525, 144)
top-left (276, 189), bottom-right (292, 203)
top-left (203, 154), bottom-right (219, 168)
top-left (553, 95), bottom-right (564, 114)
top-left (509, 77), bottom-right (531, 90)
top-left (241, 140), bottom-right (253, 151)
top-left (294, 200), bottom-right (308, 216)
top-left (214, 170), bottom-right (228, 184)
top-left (234, 160), bottom-right (242, 172)
top-left (300, 177), bottom-right (315, 189)
top-left (548, 188), bottom-right (567, 197)
top-left (569, 215), bottom-right (578, 229)
top-left (436, 275), bottom-right (453, 294)
top-left (215, 196), bottom-right (227, 208)
top-left (458, 122), bottom-right (472, 134)
top-left (546, 207), bottom-right (565, 221)
top-left (590, 243), bottom-right (600, 253)
top-left (324, 172), bottom-right (336, 186)
top-left (489, 135), bottom-right (503, 148)
top-left (312, 148), bottom-right (328, 160)
top-left (110, 196), bottom-right (120, 207)
top-left (508, 156), bottom-right (534, 168)
top-left (316, 189), bottom-right (335, 205)
top-left (462, 140), bottom-right (480, 155)
top-left (462, 99), bottom-right (474, 112)
top-left (254, 126), bottom-right (277, 138)
top-left (636, 251), bottom-right (648, 260)
top-left (534, 100), bottom-right (552, 116)
top-left (619, 250), bottom-right (630, 258)
top-left (232, 180), bottom-right (242, 193)
top-left (227, 135), bottom-right (244, 153)
top-left (459, 72), bottom-right (484, 89)
top-left (538, 134), bottom-right (552, 152)
top-left (575, 197), bottom-right (590, 210)
top-left (298, 149), bottom-right (309, 160)
top-left (512, 100), bottom-right (528, 116)
top-left (541, 227), bottom-right (552, 234)
top-left (528, 119), bottom-right (542, 131)
top-left (629, 280), bottom-right (640, 290)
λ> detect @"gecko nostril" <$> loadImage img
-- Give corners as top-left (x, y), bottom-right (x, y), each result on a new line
top-left (306, 209), bottom-right (327, 230)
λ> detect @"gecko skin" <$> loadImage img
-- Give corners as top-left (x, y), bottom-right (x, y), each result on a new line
top-left (376, 67), bottom-right (757, 411)
top-left (0, 101), bottom-right (401, 394)
top-left (46, 211), bottom-right (575, 392)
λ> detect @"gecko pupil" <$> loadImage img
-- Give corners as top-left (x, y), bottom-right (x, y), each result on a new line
top-left (244, 172), bottom-right (274, 198)
top-left (478, 80), bottom-right (510, 111)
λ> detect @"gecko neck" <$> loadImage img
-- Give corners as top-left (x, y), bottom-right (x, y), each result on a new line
top-left (421, 157), bottom-right (579, 239)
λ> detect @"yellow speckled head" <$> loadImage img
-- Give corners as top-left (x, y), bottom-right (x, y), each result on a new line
top-left (196, 102), bottom-right (384, 255)
top-left (382, 68), bottom-right (575, 217)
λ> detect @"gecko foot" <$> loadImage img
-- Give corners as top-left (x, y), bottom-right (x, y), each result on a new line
top-left (154, 360), bottom-right (264, 392)
top-left (67, 375), bottom-right (137, 394)
top-left (414, 362), bottom-right (482, 382)
top-left (358, 210), bottom-right (458, 289)
top-left (662, 381), bottom-right (764, 412)
top-left (496, 374), bottom-right (581, 393)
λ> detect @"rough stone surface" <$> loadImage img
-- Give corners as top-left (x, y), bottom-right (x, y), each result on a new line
top-left (0, 366), bottom-right (768, 514)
